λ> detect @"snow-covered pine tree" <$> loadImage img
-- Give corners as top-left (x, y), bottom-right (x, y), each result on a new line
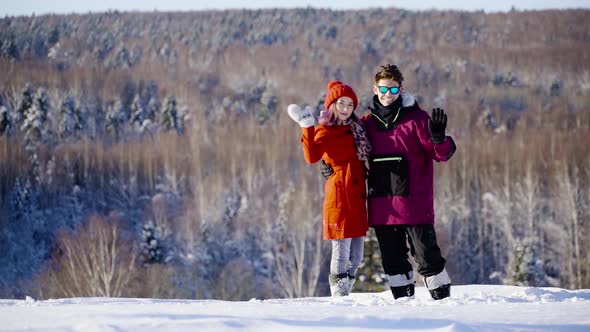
top-left (21, 88), bottom-right (50, 150)
top-left (161, 96), bottom-right (182, 133)
top-left (15, 84), bottom-right (34, 128)
top-left (10, 177), bottom-right (32, 220)
top-left (0, 177), bottom-right (45, 298)
top-left (355, 229), bottom-right (388, 292)
top-left (20, 88), bottom-right (51, 183)
top-left (105, 100), bottom-right (125, 140)
top-left (58, 95), bottom-right (83, 139)
top-left (204, 189), bottom-right (242, 268)
top-left (140, 220), bottom-right (165, 264)
top-left (145, 81), bottom-right (160, 122)
top-left (0, 105), bottom-right (9, 135)
top-left (258, 84), bottom-right (278, 124)
top-left (507, 238), bottom-right (548, 287)
top-left (0, 32), bottom-right (19, 60)
top-left (130, 93), bottom-right (154, 134)
top-left (223, 189), bottom-right (242, 225)
top-left (130, 94), bottom-right (144, 127)
top-left (145, 97), bottom-right (159, 131)
top-left (44, 156), bottom-right (56, 186)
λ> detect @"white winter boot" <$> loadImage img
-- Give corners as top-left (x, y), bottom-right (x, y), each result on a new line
top-left (388, 271), bottom-right (415, 299)
top-left (424, 268), bottom-right (451, 300)
top-left (329, 273), bottom-right (350, 297)
top-left (347, 273), bottom-right (356, 294)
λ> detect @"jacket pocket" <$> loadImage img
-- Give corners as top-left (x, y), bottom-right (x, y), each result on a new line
top-left (367, 154), bottom-right (409, 197)
top-left (325, 174), bottom-right (345, 208)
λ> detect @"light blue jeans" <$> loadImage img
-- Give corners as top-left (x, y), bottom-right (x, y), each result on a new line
top-left (330, 237), bottom-right (364, 276)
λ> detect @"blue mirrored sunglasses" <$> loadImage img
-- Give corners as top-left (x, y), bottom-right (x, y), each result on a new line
top-left (378, 86), bottom-right (401, 94)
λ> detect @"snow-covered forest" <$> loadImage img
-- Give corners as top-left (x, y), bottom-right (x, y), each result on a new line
top-left (0, 8), bottom-right (589, 300)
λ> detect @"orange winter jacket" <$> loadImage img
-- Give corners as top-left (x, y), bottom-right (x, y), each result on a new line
top-left (301, 125), bottom-right (369, 240)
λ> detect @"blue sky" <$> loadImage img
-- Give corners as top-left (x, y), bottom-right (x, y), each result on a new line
top-left (1, 0), bottom-right (589, 16)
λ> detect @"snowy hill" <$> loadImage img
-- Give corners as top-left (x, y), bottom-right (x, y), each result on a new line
top-left (1, 285), bottom-right (589, 331)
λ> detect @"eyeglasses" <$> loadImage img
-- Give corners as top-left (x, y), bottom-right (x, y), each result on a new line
top-left (377, 86), bottom-right (401, 95)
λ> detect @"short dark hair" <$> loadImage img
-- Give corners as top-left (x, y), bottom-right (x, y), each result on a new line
top-left (375, 64), bottom-right (404, 86)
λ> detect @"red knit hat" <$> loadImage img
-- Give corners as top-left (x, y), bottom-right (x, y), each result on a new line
top-left (324, 80), bottom-right (358, 111)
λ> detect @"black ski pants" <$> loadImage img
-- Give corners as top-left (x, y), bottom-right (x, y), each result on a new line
top-left (373, 224), bottom-right (446, 278)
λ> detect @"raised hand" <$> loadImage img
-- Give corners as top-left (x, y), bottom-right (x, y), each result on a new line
top-left (429, 108), bottom-right (447, 144)
top-left (287, 104), bottom-right (315, 128)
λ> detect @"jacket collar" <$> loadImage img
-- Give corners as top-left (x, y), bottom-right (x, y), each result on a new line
top-left (370, 92), bottom-right (417, 131)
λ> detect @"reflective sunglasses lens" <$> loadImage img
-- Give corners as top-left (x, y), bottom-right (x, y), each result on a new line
top-left (378, 86), bottom-right (400, 94)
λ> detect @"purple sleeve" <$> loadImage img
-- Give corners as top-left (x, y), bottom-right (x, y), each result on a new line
top-left (415, 114), bottom-right (456, 162)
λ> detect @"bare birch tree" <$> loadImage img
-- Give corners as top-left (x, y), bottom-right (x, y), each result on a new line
top-left (40, 215), bottom-right (138, 298)
top-left (273, 181), bottom-right (326, 298)
top-left (555, 162), bottom-right (583, 289)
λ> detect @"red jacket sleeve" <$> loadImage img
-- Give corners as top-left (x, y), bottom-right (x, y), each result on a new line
top-left (301, 126), bottom-right (327, 164)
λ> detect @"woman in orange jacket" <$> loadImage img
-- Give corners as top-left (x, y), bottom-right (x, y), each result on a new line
top-left (287, 80), bottom-right (371, 296)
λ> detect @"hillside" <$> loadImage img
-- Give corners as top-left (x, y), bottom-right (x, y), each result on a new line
top-left (1, 8), bottom-right (589, 106)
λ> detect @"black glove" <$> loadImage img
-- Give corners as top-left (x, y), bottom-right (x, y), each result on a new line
top-left (429, 108), bottom-right (447, 144)
top-left (320, 160), bottom-right (334, 180)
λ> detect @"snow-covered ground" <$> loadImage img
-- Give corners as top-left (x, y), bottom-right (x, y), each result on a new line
top-left (1, 285), bottom-right (589, 332)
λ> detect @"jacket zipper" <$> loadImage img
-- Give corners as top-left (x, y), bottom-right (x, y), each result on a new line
top-left (372, 107), bottom-right (401, 130)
